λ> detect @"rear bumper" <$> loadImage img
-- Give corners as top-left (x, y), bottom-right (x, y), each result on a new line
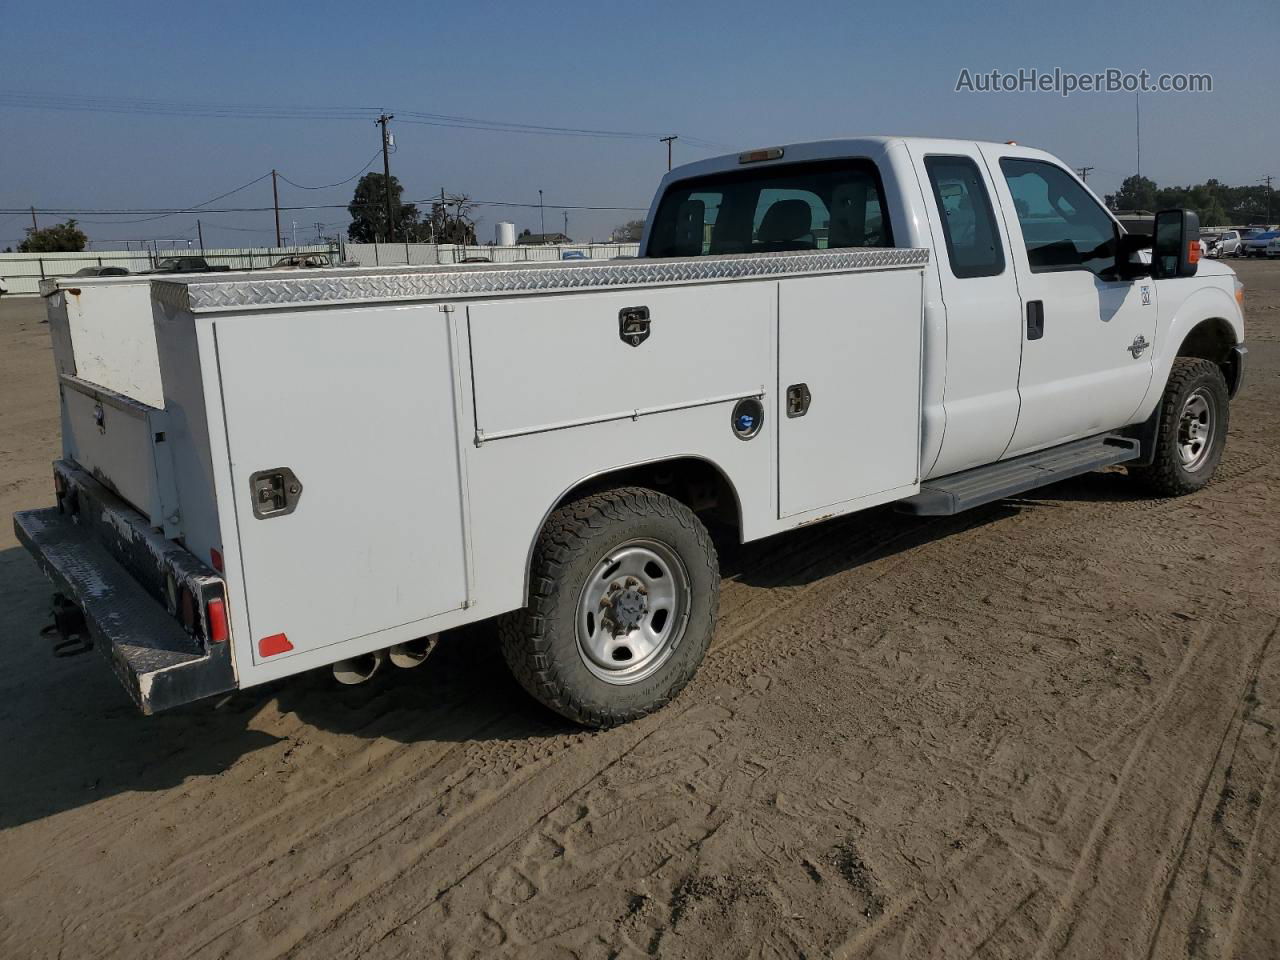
top-left (14, 462), bottom-right (236, 714)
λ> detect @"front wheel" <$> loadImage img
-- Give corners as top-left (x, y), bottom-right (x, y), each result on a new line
top-left (500, 487), bottom-right (719, 728)
top-left (1131, 357), bottom-right (1229, 496)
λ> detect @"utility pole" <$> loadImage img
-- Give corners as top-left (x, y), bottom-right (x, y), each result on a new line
top-left (660, 135), bottom-right (678, 171)
top-left (30, 206), bottom-right (38, 232)
top-left (539, 189), bottom-right (545, 235)
top-left (271, 169), bottom-right (282, 247)
top-left (314, 221), bottom-right (323, 243)
top-left (1263, 175), bottom-right (1275, 224)
top-left (1135, 93), bottom-right (1141, 179)
top-left (197, 219), bottom-right (204, 253)
top-left (1077, 166), bottom-right (1094, 183)
top-left (563, 210), bottom-right (569, 241)
top-left (375, 113), bottom-right (396, 242)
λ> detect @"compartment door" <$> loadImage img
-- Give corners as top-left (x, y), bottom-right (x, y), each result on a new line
top-left (778, 270), bottom-right (923, 517)
top-left (215, 303), bottom-right (469, 663)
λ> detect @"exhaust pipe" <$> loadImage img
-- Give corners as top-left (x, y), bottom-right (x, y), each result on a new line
top-left (389, 633), bottom-right (439, 669)
top-left (332, 649), bottom-right (386, 685)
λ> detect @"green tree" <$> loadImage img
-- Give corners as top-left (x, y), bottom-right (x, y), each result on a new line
top-left (611, 219), bottom-right (645, 242)
top-left (427, 195), bottom-right (479, 244)
top-left (1105, 175), bottom-right (1158, 212)
top-left (347, 173), bottom-right (422, 243)
top-left (19, 219), bottom-right (87, 252)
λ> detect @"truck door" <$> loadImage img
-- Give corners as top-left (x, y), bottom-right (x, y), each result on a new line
top-left (980, 148), bottom-right (1156, 456)
top-left (905, 143), bottom-right (1023, 478)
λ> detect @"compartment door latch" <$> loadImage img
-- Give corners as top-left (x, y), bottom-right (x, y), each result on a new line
top-left (785, 383), bottom-right (812, 418)
top-left (250, 467), bottom-right (303, 519)
top-left (619, 306), bottom-right (651, 347)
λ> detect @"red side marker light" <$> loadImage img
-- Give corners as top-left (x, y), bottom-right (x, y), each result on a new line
top-left (210, 547), bottom-right (224, 573)
top-left (1188, 241), bottom-right (1200, 264)
top-left (206, 598), bottom-right (229, 644)
top-left (259, 633), bottom-right (293, 657)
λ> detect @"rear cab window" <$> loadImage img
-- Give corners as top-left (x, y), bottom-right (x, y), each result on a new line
top-left (646, 159), bottom-right (893, 258)
top-left (922, 155), bottom-right (1006, 279)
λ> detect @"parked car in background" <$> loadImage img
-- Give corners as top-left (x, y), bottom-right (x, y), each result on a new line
top-left (1200, 232), bottom-right (1222, 257)
top-left (1242, 230), bottom-right (1280, 258)
top-left (561, 250), bottom-right (588, 260)
top-left (271, 254), bottom-right (332, 269)
top-left (73, 266), bottom-right (130, 277)
top-left (1266, 235), bottom-right (1280, 258)
top-left (1217, 230), bottom-right (1249, 257)
top-left (146, 256), bottom-right (231, 274)
top-left (459, 256), bottom-right (492, 263)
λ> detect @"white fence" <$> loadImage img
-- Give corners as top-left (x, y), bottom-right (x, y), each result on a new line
top-left (0, 242), bottom-right (643, 296)
top-left (0, 245), bottom-right (337, 296)
top-left (343, 242), bottom-right (641, 267)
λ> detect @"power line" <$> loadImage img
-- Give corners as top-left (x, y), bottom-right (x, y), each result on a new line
top-left (276, 151), bottom-right (382, 190)
top-left (0, 89), bottom-right (734, 149)
top-left (74, 171), bottom-right (273, 224)
top-left (6, 197), bottom-right (649, 216)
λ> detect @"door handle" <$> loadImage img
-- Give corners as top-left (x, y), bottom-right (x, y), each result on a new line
top-left (1026, 301), bottom-right (1045, 340)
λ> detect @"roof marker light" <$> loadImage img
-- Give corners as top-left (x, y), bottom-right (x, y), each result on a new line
top-left (738, 147), bottom-right (784, 164)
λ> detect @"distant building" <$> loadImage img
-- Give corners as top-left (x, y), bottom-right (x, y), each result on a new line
top-left (518, 232), bottom-right (572, 245)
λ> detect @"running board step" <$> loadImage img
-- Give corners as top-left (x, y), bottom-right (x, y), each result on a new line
top-left (897, 435), bottom-right (1140, 516)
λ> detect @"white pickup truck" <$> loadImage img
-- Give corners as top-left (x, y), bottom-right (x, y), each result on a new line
top-left (15, 136), bottom-right (1247, 726)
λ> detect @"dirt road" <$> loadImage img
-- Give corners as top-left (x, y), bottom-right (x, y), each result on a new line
top-left (2, 262), bottom-right (1279, 959)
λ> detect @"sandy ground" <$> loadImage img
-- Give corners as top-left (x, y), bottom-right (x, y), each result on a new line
top-left (1, 262), bottom-right (1279, 960)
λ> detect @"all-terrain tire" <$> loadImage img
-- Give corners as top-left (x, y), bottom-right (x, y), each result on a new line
top-left (499, 487), bottom-right (720, 728)
top-left (1131, 357), bottom-right (1229, 497)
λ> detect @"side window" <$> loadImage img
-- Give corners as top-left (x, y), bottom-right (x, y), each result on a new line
top-left (923, 156), bottom-right (1005, 279)
top-left (999, 158), bottom-right (1116, 275)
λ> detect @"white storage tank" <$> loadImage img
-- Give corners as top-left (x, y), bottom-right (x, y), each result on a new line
top-left (495, 221), bottom-right (517, 247)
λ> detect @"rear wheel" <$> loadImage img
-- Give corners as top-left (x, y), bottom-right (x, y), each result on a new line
top-left (500, 486), bottom-right (719, 728)
top-left (1131, 357), bottom-right (1229, 496)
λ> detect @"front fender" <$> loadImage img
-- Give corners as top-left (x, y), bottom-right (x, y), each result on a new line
top-left (1134, 281), bottom-right (1244, 422)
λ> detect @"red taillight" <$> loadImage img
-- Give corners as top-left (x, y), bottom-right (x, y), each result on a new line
top-left (210, 548), bottom-right (224, 573)
top-left (206, 598), bottom-right (229, 644)
top-left (259, 633), bottom-right (292, 657)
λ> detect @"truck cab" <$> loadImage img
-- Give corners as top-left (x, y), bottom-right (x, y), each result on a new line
top-left (642, 137), bottom-right (1245, 480)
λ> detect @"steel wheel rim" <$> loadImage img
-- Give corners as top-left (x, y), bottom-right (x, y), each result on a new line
top-left (1176, 387), bottom-right (1216, 472)
top-left (576, 538), bottom-right (691, 685)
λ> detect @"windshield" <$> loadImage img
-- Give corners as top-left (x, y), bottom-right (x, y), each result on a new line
top-left (646, 159), bottom-right (893, 258)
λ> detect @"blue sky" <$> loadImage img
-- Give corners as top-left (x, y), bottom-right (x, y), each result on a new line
top-left (1, 0), bottom-right (1275, 250)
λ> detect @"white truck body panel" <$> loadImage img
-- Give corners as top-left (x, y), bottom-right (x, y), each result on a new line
top-left (43, 278), bottom-right (166, 407)
top-left (776, 270), bottom-right (923, 515)
top-left (143, 249), bottom-right (927, 683)
top-left (213, 304), bottom-right (471, 664)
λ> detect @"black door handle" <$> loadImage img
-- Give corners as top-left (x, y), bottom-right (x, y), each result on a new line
top-left (1026, 300), bottom-right (1045, 340)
